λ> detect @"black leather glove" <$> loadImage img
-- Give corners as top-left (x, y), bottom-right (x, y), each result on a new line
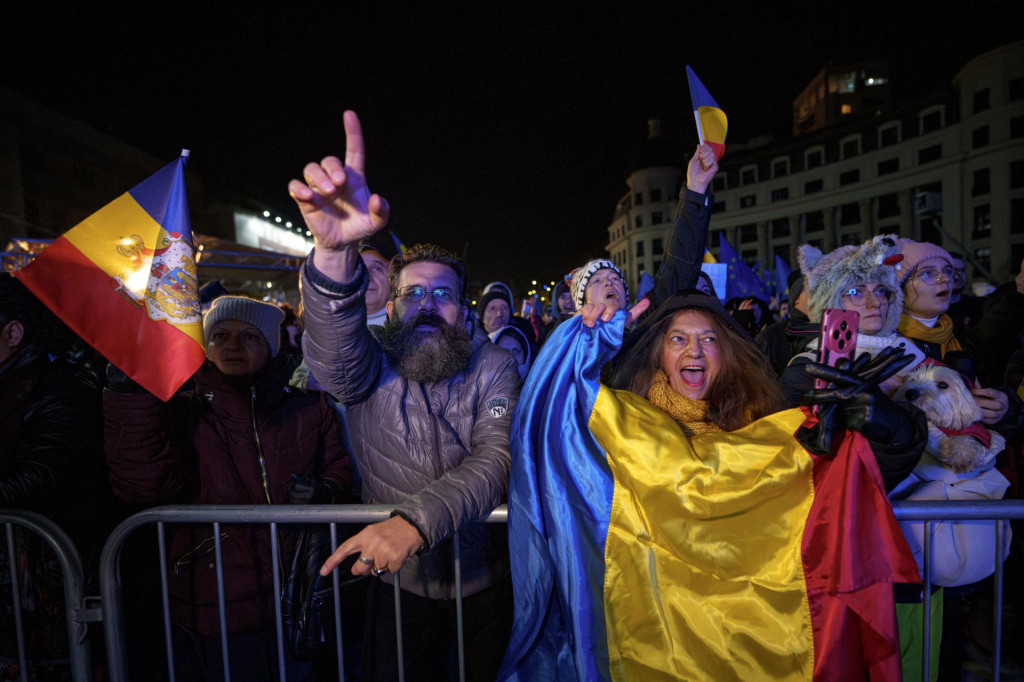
top-left (797, 347), bottom-right (916, 455)
top-left (105, 362), bottom-right (144, 394)
top-left (288, 474), bottom-right (339, 505)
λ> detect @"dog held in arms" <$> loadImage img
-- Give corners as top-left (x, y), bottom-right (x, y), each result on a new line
top-left (890, 363), bottom-right (1005, 473)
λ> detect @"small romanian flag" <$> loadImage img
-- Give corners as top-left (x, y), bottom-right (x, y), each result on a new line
top-left (499, 313), bottom-right (920, 681)
top-left (15, 153), bottom-right (205, 401)
top-left (686, 65), bottom-right (728, 161)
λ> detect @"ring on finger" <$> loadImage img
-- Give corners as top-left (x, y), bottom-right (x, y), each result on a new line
top-left (358, 555), bottom-right (374, 566)
top-left (372, 565), bottom-right (387, 576)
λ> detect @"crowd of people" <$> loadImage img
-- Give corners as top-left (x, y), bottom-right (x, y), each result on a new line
top-left (2, 107), bottom-right (1023, 681)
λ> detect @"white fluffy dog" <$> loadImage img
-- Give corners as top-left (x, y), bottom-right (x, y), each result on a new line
top-left (890, 363), bottom-right (1005, 473)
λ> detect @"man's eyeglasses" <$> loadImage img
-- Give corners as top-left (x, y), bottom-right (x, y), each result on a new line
top-left (842, 285), bottom-right (894, 305)
top-left (395, 285), bottom-right (460, 305)
top-left (912, 267), bottom-right (963, 286)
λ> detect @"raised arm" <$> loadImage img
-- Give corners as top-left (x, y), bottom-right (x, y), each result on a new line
top-left (650, 145), bottom-right (718, 308)
top-left (288, 110), bottom-right (390, 283)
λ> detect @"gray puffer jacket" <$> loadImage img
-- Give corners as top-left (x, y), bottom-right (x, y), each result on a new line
top-left (300, 255), bottom-right (519, 599)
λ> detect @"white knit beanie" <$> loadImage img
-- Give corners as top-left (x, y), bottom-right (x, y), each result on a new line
top-left (568, 259), bottom-right (629, 310)
top-left (202, 296), bottom-right (285, 357)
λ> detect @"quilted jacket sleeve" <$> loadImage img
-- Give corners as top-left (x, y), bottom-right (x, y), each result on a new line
top-left (299, 253), bottom-right (382, 407)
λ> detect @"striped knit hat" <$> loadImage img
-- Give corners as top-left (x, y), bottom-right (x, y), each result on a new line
top-left (568, 259), bottom-right (629, 310)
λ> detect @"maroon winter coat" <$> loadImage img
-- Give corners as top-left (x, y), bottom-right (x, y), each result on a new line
top-left (103, 354), bottom-right (351, 636)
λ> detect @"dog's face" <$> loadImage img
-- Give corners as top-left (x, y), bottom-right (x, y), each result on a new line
top-left (890, 364), bottom-right (981, 430)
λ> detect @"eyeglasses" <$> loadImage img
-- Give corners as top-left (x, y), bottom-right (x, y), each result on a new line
top-left (395, 285), bottom-right (460, 305)
top-left (842, 285), bottom-right (894, 306)
top-left (912, 267), bottom-right (962, 285)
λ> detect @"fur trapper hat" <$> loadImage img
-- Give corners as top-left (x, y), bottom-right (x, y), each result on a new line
top-left (895, 239), bottom-right (954, 285)
top-left (798, 234), bottom-right (905, 336)
top-left (568, 259), bottom-right (629, 310)
top-left (203, 295), bottom-right (284, 357)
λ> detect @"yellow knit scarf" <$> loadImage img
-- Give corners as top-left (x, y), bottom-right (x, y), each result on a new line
top-left (898, 313), bottom-right (963, 357)
top-left (646, 370), bottom-right (723, 437)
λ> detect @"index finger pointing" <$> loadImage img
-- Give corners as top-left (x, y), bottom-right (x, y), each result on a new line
top-left (343, 110), bottom-right (366, 174)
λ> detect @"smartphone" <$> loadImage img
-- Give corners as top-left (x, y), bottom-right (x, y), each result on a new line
top-left (814, 309), bottom-right (859, 412)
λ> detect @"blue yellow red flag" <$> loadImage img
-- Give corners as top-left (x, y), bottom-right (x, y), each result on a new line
top-left (498, 311), bottom-right (919, 681)
top-left (686, 65), bottom-right (728, 161)
top-left (15, 153), bottom-right (205, 401)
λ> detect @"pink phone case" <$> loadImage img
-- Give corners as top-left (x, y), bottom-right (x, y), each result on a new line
top-left (815, 308), bottom-right (860, 392)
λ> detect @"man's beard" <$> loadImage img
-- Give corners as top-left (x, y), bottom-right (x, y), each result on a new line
top-left (379, 311), bottom-right (473, 382)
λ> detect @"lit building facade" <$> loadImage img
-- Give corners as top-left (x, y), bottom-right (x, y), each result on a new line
top-left (606, 41), bottom-right (1024, 295)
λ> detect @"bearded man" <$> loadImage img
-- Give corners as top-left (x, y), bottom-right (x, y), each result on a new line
top-left (293, 111), bottom-right (520, 682)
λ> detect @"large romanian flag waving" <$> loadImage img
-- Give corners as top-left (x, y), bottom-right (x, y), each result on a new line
top-left (15, 153), bottom-right (205, 401)
top-left (498, 312), bottom-right (919, 681)
top-left (686, 65), bottom-right (728, 161)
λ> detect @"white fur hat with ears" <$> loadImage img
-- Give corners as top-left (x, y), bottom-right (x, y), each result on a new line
top-left (798, 234), bottom-right (906, 336)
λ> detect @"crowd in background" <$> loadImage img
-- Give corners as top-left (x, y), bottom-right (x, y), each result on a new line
top-left (3, 112), bottom-right (1024, 681)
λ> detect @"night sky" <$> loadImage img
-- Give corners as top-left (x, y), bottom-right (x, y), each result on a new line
top-left (3, 2), bottom-right (1019, 294)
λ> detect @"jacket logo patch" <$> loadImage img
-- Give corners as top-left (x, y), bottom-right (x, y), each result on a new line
top-left (486, 397), bottom-right (509, 417)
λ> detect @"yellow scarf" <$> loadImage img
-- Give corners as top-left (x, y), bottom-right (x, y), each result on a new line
top-left (898, 313), bottom-right (963, 357)
top-left (646, 370), bottom-right (723, 437)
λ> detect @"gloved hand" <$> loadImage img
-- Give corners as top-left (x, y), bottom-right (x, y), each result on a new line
top-left (288, 474), bottom-right (339, 505)
top-left (105, 362), bottom-right (144, 394)
top-left (797, 347), bottom-right (916, 455)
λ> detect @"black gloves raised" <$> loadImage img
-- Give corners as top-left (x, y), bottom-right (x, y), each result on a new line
top-left (797, 347), bottom-right (917, 455)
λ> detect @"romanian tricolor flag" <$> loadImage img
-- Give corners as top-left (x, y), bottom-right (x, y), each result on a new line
top-left (15, 153), bottom-right (205, 401)
top-left (498, 313), bottom-right (919, 681)
top-left (686, 65), bottom-right (728, 161)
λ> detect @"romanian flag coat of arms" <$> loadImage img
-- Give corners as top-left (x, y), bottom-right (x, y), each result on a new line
top-left (16, 153), bottom-right (205, 401)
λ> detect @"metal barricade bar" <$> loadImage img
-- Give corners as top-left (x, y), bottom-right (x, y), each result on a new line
top-left (0, 510), bottom-right (94, 682)
top-left (99, 504), bottom-right (508, 682)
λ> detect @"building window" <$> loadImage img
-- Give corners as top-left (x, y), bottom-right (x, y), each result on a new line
top-left (770, 187), bottom-right (789, 202)
top-left (741, 166), bottom-right (758, 185)
top-left (838, 203), bottom-right (861, 226)
top-left (878, 158), bottom-right (899, 175)
top-left (802, 211), bottom-right (825, 232)
top-left (740, 195), bottom-right (757, 208)
top-left (771, 218), bottom-right (790, 238)
top-left (772, 158), bottom-right (789, 178)
top-left (638, 262), bottom-right (646, 273)
top-left (840, 169), bottom-right (860, 185)
top-left (1011, 116), bottom-right (1024, 139)
top-left (972, 168), bottom-right (990, 197)
top-left (973, 205), bottom-right (991, 238)
top-left (877, 193), bottom-right (900, 219)
top-left (973, 247), bottom-right (991, 273)
top-left (653, 238), bottom-right (663, 256)
top-left (1011, 77), bottom-right (1024, 102)
top-left (920, 107), bottom-right (944, 134)
top-left (973, 88), bottom-right (990, 114)
top-left (650, 188), bottom-right (662, 202)
top-left (713, 201), bottom-right (726, 213)
top-left (653, 260), bottom-right (662, 272)
top-left (635, 192), bottom-right (643, 205)
top-left (739, 224), bottom-right (759, 243)
top-left (636, 241), bottom-right (645, 257)
top-left (917, 144), bottom-right (942, 164)
top-left (972, 126), bottom-right (990, 149)
top-left (651, 211), bottom-right (664, 224)
top-left (712, 176), bottom-right (727, 192)
top-left (841, 136), bottom-right (861, 159)
top-left (1011, 198), bottom-right (1024, 234)
top-left (1011, 160), bottom-right (1024, 189)
top-left (805, 148), bottom-right (824, 169)
top-left (879, 123), bottom-right (900, 147)
top-left (635, 215), bottom-right (643, 228)
top-left (805, 179), bottom-right (824, 194)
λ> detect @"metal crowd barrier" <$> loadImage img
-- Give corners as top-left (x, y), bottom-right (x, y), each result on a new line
top-left (0, 510), bottom-right (95, 682)
top-left (98, 504), bottom-right (508, 682)
top-left (4, 501), bottom-right (1024, 681)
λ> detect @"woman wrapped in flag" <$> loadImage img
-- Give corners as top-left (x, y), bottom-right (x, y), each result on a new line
top-left (498, 290), bottom-right (925, 681)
